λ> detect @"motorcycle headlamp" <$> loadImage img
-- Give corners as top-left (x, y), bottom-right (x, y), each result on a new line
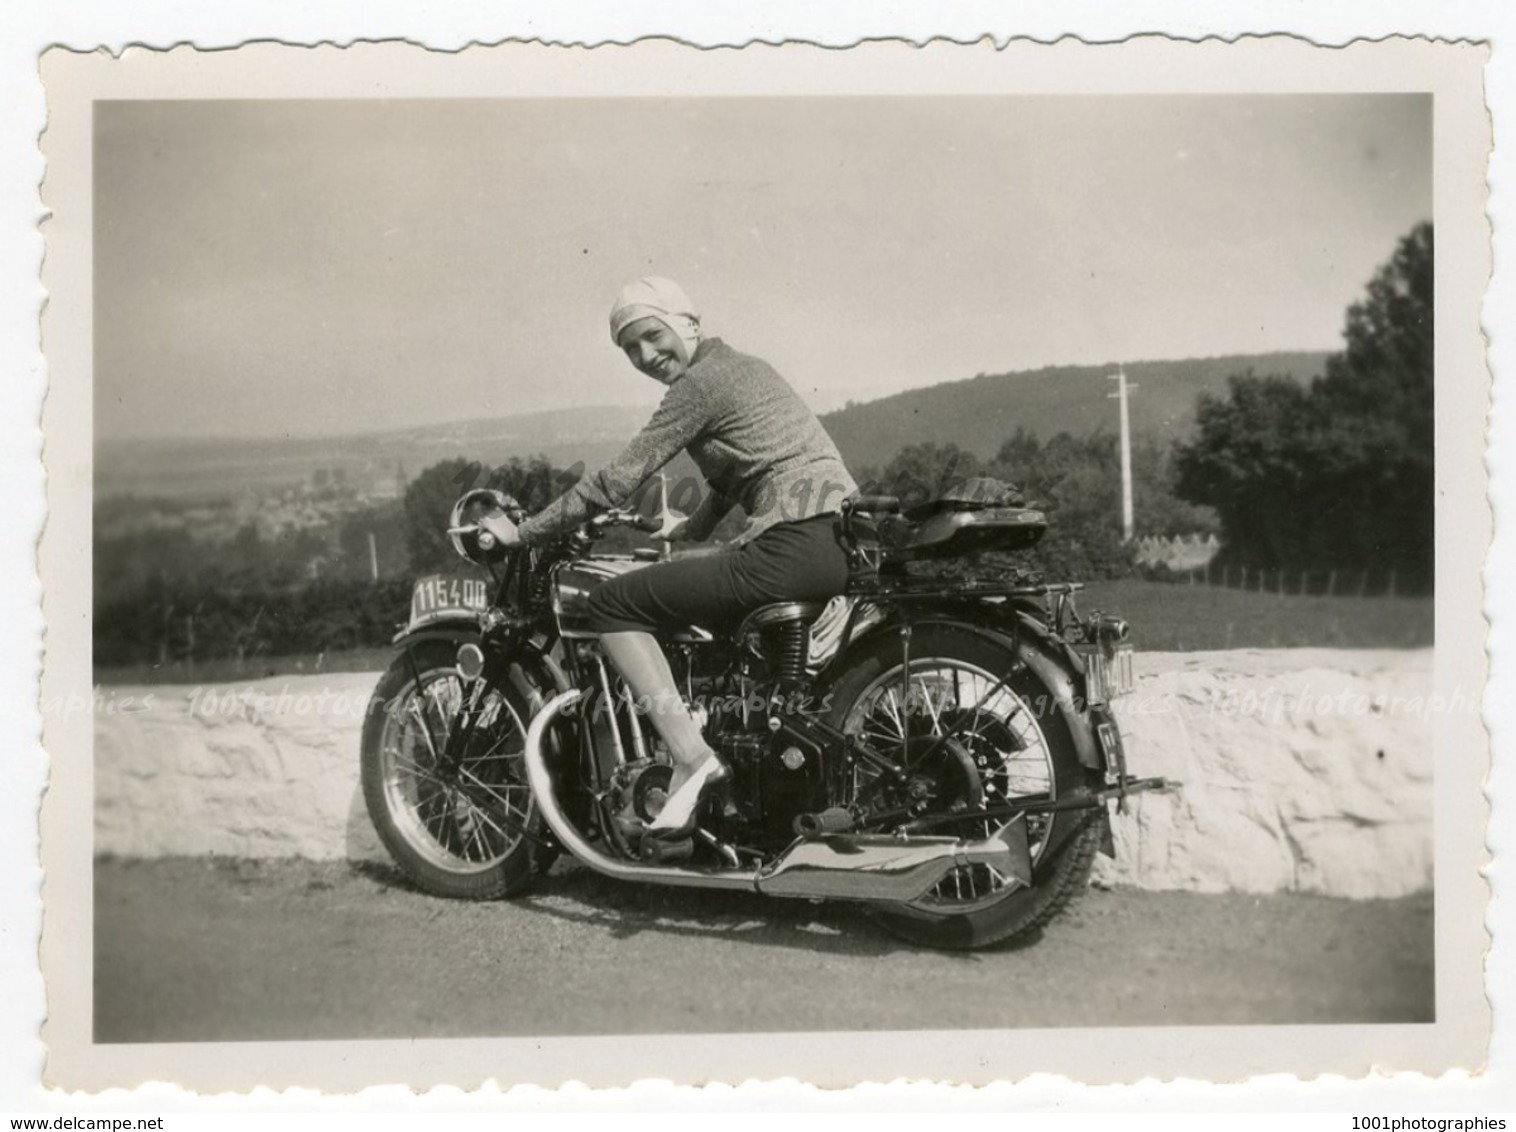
top-left (447, 489), bottom-right (522, 565)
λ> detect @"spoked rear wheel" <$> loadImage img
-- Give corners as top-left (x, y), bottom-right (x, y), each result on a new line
top-left (826, 624), bottom-right (1104, 949)
top-left (361, 640), bottom-right (541, 899)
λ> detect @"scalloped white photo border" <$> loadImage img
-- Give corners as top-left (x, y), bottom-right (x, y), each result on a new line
top-left (15, 26), bottom-right (1502, 1105)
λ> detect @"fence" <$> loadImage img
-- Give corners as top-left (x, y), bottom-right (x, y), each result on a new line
top-left (1133, 532), bottom-right (1422, 598)
top-left (1155, 559), bottom-right (1415, 599)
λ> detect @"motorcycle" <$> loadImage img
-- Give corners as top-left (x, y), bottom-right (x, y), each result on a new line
top-left (360, 479), bottom-right (1170, 949)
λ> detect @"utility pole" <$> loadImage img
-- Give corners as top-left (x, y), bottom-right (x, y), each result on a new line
top-left (367, 531), bottom-right (380, 581)
top-left (1107, 366), bottom-right (1137, 542)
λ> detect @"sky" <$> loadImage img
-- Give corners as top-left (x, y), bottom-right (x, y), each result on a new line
top-left (94, 94), bottom-right (1431, 441)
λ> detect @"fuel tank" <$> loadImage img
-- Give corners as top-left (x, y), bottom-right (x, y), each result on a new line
top-left (550, 556), bottom-right (714, 642)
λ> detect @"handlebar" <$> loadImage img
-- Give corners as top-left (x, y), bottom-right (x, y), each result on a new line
top-left (584, 507), bottom-right (646, 532)
top-left (844, 494), bottom-right (902, 515)
top-left (558, 474), bottom-right (685, 545)
top-left (627, 511), bottom-right (667, 534)
top-left (570, 507), bottom-right (670, 545)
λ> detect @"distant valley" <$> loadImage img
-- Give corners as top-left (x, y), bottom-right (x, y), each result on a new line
top-left (96, 405), bottom-right (654, 503)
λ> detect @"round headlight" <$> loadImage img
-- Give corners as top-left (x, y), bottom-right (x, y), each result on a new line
top-left (447, 489), bottom-right (520, 564)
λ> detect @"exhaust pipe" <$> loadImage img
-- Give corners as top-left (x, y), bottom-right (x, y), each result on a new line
top-left (523, 689), bottom-right (1032, 904)
top-left (756, 818), bottom-right (1031, 903)
top-left (522, 690), bottom-right (757, 891)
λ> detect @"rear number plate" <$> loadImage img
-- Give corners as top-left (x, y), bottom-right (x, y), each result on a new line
top-left (1082, 643), bottom-right (1136, 702)
top-left (1107, 643), bottom-right (1135, 697)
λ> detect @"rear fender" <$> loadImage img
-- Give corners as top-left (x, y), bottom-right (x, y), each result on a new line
top-left (839, 602), bottom-right (1106, 774)
top-left (983, 602), bottom-right (1109, 776)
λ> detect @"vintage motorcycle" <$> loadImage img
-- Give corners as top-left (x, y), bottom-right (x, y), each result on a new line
top-left (360, 480), bottom-right (1167, 949)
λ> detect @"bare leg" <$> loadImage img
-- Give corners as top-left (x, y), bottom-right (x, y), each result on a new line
top-left (599, 631), bottom-right (723, 830)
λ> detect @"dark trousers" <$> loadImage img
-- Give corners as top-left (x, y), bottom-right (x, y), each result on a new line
top-left (585, 515), bottom-right (851, 635)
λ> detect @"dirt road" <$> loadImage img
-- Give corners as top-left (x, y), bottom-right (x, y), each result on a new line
top-left (93, 857), bottom-right (1433, 1042)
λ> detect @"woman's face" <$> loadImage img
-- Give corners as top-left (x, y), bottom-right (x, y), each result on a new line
top-left (617, 316), bottom-right (691, 385)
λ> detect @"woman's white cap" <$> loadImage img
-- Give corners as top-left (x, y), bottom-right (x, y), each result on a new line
top-left (609, 276), bottom-right (700, 345)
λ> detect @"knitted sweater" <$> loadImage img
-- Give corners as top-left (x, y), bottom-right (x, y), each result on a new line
top-left (518, 338), bottom-right (858, 546)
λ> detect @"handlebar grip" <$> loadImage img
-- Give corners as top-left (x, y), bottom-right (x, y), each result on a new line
top-left (846, 494), bottom-right (902, 515)
top-left (628, 513), bottom-right (663, 533)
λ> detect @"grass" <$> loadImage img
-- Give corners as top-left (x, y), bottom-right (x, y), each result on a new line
top-left (93, 581), bottom-right (1434, 685)
top-left (95, 646), bottom-right (396, 687)
top-left (1074, 579), bottom-right (1433, 652)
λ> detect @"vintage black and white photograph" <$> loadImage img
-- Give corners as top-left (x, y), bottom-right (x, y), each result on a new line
top-left (37, 38), bottom-right (1490, 1089)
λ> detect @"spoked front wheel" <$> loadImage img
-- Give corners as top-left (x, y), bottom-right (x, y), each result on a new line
top-left (360, 639), bottom-right (542, 899)
top-left (825, 624), bottom-right (1104, 949)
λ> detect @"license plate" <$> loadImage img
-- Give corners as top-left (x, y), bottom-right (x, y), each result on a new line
top-left (408, 573), bottom-right (489, 630)
top-left (1081, 642), bottom-right (1136, 703)
top-left (1107, 643), bottom-right (1135, 697)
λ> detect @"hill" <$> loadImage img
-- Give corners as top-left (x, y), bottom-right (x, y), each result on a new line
top-left (817, 352), bottom-right (1329, 471)
top-left (96, 351), bottom-right (1328, 502)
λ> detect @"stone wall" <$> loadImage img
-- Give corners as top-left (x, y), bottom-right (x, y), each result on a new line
top-left (1093, 650), bottom-right (1434, 898)
top-left (94, 649), bottom-right (1435, 898)
top-left (94, 675), bottom-right (387, 864)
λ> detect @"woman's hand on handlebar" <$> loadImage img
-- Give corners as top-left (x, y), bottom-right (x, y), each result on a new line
top-left (628, 507), bottom-right (690, 542)
top-left (478, 510), bottom-right (522, 548)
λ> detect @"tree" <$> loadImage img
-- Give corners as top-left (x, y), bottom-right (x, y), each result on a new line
top-left (481, 455), bottom-right (583, 514)
top-left (997, 430), bottom-right (1130, 577)
top-left (337, 501), bottom-right (408, 581)
top-left (403, 455), bottom-right (585, 572)
top-left (1174, 222), bottom-right (1434, 588)
top-left (1130, 435), bottom-right (1221, 539)
top-left (993, 427), bottom-right (1043, 488)
top-left (864, 442), bottom-right (985, 508)
top-left (403, 458), bottom-right (477, 573)
top-left (1174, 373), bottom-right (1317, 565)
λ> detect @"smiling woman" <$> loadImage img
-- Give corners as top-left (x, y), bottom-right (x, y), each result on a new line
top-left (504, 275), bottom-right (859, 831)
top-left (620, 317), bottom-right (693, 384)
top-left (611, 277), bottom-right (703, 384)
top-left (514, 277), bottom-right (858, 547)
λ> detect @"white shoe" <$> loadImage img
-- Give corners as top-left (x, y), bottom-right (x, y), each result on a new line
top-left (648, 755), bottom-right (730, 837)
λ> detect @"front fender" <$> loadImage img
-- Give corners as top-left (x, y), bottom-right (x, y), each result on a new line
top-left (391, 618), bottom-right (569, 714)
top-left (391, 618), bottom-right (481, 650)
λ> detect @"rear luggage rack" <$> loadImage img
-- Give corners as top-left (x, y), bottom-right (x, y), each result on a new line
top-left (839, 494), bottom-right (1049, 584)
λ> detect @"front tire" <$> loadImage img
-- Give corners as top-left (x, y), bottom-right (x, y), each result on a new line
top-left (361, 639), bottom-right (542, 899)
top-left (824, 623), bottom-right (1104, 950)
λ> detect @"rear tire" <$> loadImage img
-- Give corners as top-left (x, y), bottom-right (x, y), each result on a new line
top-left (872, 811), bottom-right (1104, 951)
top-left (824, 623), bottom-right (1104, 950)
top-left (361, 639), bottom-right (542, 899)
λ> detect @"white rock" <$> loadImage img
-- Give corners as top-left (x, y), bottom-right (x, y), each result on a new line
top-left (94, 650), bottom-right (1437, 897)
top-left (1092, 649), bottom-right (1434, 897)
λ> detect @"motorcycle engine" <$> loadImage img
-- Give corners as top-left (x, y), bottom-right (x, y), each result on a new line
top-left (715, 718), bottom-right (829, 849)
top-left (603, 759), bottom-right (676, 844)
